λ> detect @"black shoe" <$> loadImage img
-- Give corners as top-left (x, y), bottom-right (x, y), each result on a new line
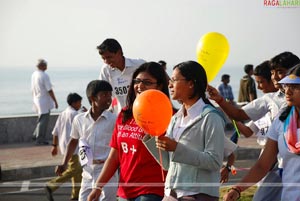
top-left (35, 141), bottom-right (49, 146)
top-left (45, 186), bottom-right (54, 201)
top-left (32, 136), bottom-right (36, 141)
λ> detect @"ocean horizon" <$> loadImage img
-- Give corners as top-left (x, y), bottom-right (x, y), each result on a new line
top-left (0, 65), bottom-right (262, 117)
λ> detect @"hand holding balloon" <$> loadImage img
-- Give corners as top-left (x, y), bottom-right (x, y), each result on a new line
top-left (156, 136), bottom-right (177, 152)
top-left (207, 85), bottom-right (223, 103)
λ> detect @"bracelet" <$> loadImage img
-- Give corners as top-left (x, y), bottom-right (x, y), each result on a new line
top-left (52, 144), bottom-right (57, 147)
top-left (229, 187), bottom-right (241, 199)
top-left (93, 185), bottom-right (102, 191)
top-left (216, 97), bottom-right (224, 104)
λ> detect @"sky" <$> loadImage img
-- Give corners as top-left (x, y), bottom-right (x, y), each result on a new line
top-left (1, 0), bottom-right (300, 70)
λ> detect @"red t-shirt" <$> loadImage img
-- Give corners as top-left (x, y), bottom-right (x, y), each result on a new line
top-left (110, 110), bottom-right (166, 199)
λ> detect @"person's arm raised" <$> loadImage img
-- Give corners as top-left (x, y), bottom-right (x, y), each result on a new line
top-left (207, 85), bottom-right (250, 121)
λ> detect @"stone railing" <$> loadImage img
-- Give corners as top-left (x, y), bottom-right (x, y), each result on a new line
top-left (0, 114), bottom-right (58, 144)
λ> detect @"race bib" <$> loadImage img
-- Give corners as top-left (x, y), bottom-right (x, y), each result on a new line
top-left (78, 139), bottom-right (93, 167)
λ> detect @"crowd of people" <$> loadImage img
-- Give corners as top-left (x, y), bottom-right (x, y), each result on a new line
top-left (31, 38), bottom-right (300, 201)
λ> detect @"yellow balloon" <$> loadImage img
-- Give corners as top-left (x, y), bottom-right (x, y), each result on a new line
top-left (196, 32), bottom-right (230, 82)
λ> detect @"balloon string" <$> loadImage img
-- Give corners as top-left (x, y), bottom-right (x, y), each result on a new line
top-left (225, 99), bottom-right (241, 138)
top-left (158, 148), bottom-right (165, 182)
top-left (232, 119), bottom-right (241, 137)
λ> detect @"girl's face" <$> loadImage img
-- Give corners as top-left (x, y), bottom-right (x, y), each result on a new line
top-left (133, 72), bottom-right (161, 96)
top-left (168, 68), bottom-right (193, 102)
top-left (283, 84), bottom-right (300, 108)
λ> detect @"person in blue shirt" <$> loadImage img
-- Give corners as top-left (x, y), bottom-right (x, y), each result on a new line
top-left (218, 74), bottom-right (234, 104)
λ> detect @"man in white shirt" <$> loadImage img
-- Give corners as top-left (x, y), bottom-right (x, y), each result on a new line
top-left (31, 59), bottom-right (58, 145)
top-left (97, 38), bottom-right (145, 113)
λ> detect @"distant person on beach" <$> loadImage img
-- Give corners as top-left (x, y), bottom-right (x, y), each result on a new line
top-left (97, 38), bottom-right (145, 113)
top-left (218, 74), bottom-right (234, 104)
top-left (45, 93), bottom-right (84, 201)
top-left (238, 64), bottom-right (257, 103)
top-left (31, 59), bottom-right (58, 145)
top-left (55, 80), bottom-right (118, 201)
top-left (87, 62), bottom-right (170, 201)
top-left (207, 51), bottom-right (300, 201)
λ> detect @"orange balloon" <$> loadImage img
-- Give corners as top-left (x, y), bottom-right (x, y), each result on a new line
top-left (133, 89), bottom-right (173, 136)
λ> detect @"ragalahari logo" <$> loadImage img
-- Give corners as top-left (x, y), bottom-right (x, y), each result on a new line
top-left (264, 0), bottom-right (300, 7)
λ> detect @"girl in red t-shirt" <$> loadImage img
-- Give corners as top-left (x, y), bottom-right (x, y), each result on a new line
top-left (88, 62), bottom-right (171, 201)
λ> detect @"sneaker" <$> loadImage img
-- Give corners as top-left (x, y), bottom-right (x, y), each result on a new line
top-left (45, 186), bottom-right (54, 201)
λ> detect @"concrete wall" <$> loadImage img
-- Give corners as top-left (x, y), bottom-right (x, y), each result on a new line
top-left (0, 114), bottom-right (58, 144)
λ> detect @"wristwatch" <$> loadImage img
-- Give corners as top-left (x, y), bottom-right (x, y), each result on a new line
top-left (225, 164), bottom-right (232, 172)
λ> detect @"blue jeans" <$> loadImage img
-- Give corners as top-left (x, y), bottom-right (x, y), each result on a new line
top-left (118, 194), bottom-right (163, 201)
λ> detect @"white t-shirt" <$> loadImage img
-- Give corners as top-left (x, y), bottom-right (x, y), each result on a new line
top-left (268, 116), bottom-right (300, 200)
top-left (243, 90), bottom-right (285, 122)
top-left (98, 57), bottom-right (145, 112)
top-left (246, 112), bottom-right (272, 146)
top-left (70, 109), bottom-right (116, 160)
top-left (31, 69), bottom-right (55, 114)
top-left (52, 106), bottom-right (79, 155)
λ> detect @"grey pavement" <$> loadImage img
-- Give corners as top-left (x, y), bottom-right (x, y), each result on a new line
top-left (0, 130), bottom-right (261, 182)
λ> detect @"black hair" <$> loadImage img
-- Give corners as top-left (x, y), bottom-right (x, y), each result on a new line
top-left (254, 60), bottom-right (272, 82)
top-left (97, 38), bottom-right (123, 55)
top-left (86, 80), bottom-right (113, 105)
top-left (221, 74), bottom-right (230, 81)
top-left (244, 64), bottom-right (253, 74)
top-left (269, 51), bottom-right (300, 70)
top-left (67, 93), bottom-right (82, 105)
top-left (122, 62), bottom-right (170, 123)
top-left (158, 60), bottom-right (166, 66)
top-left (173, 61), bottom-right (214, 107)
top-left (279, 63), bottom-right (300, 122)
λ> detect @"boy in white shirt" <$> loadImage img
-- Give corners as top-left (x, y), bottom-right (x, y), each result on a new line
top-left (45, 93), bottom-right (84, 201)
top-left (55, 80), bottom-right (118, 201)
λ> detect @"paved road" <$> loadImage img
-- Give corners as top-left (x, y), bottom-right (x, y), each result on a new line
top-left (0, 159), bottom-right (256, 201)
top-left (0, 177), bottom-right (71, 201)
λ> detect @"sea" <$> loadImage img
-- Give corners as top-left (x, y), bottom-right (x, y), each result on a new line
top-left (0, 65), bottom-right (262, 117)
